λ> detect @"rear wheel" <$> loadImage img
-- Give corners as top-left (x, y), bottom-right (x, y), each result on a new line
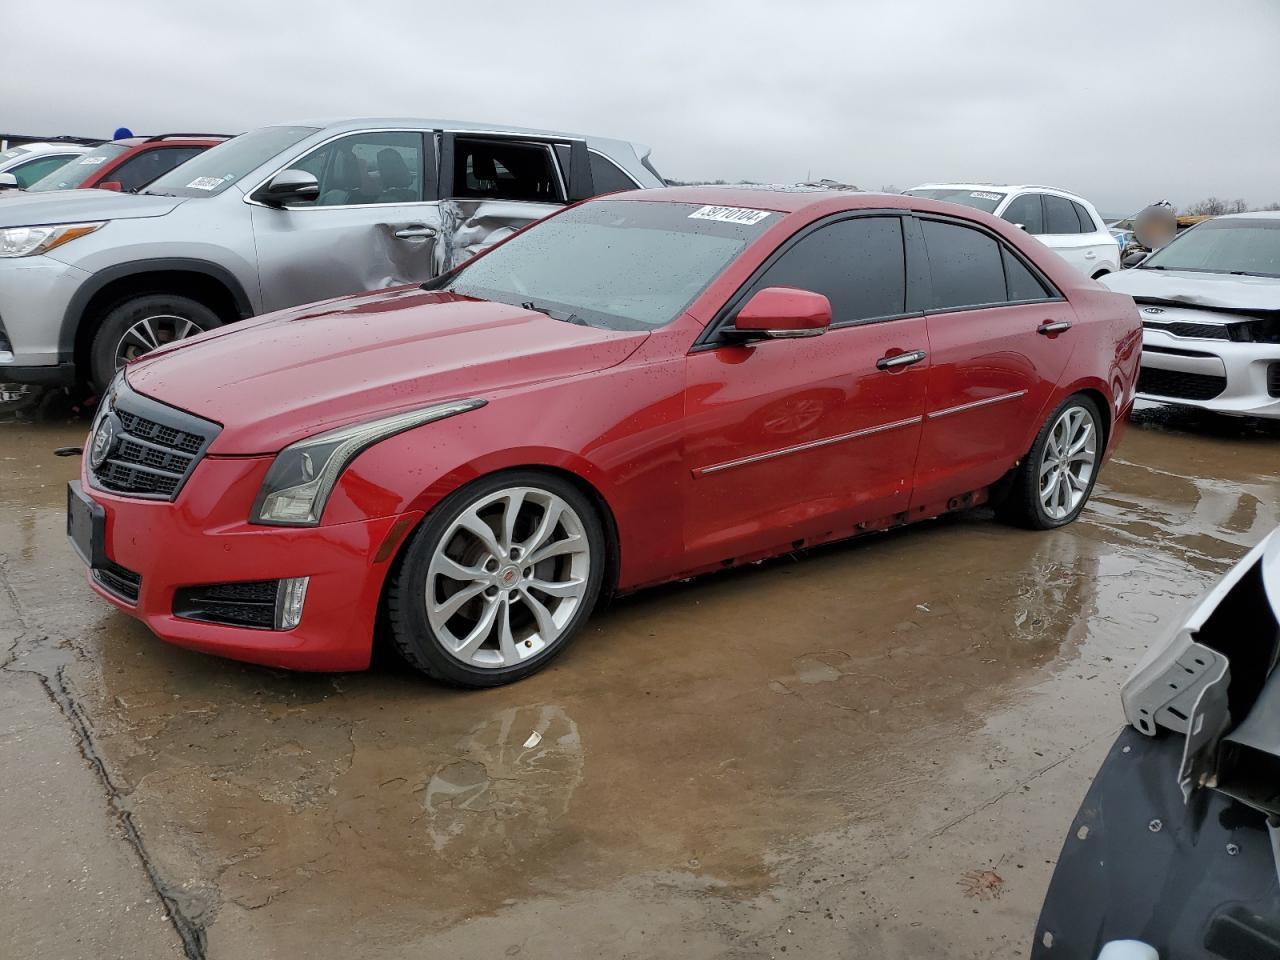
top-left (999, 394), bottom-right (1103, 529)
top-left (387, 471), bottom-right (606, 687)
top-left (88, 293), bottom-right (222, 391)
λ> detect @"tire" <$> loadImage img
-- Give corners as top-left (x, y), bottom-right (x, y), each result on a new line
top-left (998, 393), bottom-right (1104, 530)
top-left (88, 294), bottom-right (223, 391)
top-left (387, 470), bottom-right (607, 687)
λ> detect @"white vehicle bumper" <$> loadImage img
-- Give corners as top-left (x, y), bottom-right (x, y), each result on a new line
top-left (1138, 328), bottom-right (1280, 419)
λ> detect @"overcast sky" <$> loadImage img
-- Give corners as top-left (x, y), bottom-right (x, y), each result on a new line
top-left (10, 0), bottom-right (1278, 214)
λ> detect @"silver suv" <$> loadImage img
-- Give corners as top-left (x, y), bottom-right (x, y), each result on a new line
top-left (0, 118), bottom-right (663, 390)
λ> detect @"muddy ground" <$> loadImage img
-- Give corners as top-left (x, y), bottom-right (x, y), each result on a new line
top-left (1, 398), bottom-right (1277, 960)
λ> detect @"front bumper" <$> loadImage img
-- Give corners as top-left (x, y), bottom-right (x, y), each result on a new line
top-left (1138, 328), bottom-right (1280, 418)
top-left (0, 255), bottom-right (90, 376)
top-left (77, 454), bottom-right (421, 672)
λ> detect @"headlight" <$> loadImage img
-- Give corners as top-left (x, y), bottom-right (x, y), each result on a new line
top-left (0, 221), bottom-right (105, 258)
top-left (251, 399), bottom-right (487, 526)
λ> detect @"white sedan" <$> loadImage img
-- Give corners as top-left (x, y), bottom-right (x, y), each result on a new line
top-left (1102, 212), bottom-right (1280, 419)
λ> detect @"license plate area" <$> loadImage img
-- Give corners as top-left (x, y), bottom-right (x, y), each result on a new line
top-left (66, 480), bottom-right (107, 568)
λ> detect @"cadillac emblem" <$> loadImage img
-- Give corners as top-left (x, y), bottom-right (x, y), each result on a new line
top-left (89, 415), bottom-right (117, 469)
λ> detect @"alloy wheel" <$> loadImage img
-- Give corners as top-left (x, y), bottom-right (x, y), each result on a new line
top-left (114, 314), bottom-right (208, 368)
top-left (1038, 405), bottom-right (1098, 520)
top-left (425, 486), bottom-right (591, 669)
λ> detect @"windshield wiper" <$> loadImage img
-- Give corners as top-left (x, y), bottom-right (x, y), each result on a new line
top-left (521, 301), bottom-right (588, 326)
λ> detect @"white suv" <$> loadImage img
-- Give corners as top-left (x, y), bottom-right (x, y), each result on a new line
top-left (905, 183), bottom-right (1120, 278)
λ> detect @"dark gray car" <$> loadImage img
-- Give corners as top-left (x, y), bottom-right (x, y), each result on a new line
top-left (0, 118), bottom-right (664, 390)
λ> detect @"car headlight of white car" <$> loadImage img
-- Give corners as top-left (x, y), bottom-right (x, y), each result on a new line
top-left (0, 221), bottom-right (105, 258)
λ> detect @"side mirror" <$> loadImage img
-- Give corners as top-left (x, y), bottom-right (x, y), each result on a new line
top-left (254, 169), bottom-right (319, 207)
top-left (99, 181), bottom-right (123, 192)
top-left (0, 173), bottom-right (19, 190)
top-left (731, 287), bottom-right (832, 340)
top-left (1122, 249), bottom-right (1148, 268)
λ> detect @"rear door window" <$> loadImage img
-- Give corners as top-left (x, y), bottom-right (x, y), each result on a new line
top-left (1002, 193), bottom-right (1044, 235)
top-left (741, 216), bottom-right (907, 326)
top-left (452, 138), bottom-right (563, 203)
top-left (1044, 195), bottom-right (1082, 234)
top-left (920, 219), bottom-right (1007, 309)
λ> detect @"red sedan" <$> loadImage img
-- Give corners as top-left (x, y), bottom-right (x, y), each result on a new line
top-left (68, 187), bottom-right (1141, 686)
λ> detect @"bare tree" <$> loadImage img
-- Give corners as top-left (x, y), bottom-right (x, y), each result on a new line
top-left (1185, 196), bottom-right (1253, 216)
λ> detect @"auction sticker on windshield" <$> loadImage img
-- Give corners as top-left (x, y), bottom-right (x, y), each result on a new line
top-left (186, 176), bottom-right (226, 190)
top-left (688, 205), bottom-right (775, 225)
top-left (969, 191), bottom-right (1002, 201)
top-left (78, 157), bottom-right (108, 165)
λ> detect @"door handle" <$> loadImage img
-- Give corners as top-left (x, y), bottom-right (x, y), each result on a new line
top-left (1037, 320), bottom-right (1073, 335)
top-left (876, 349), bottom-right (927, 371)
top-left (1084, 250), bottom-right (1097, 259)
top-left (394, 225), bottom-right (438, 239)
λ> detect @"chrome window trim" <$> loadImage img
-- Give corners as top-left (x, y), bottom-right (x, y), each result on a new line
top-left (926, 389), bottom-right (1027, 421)
top-left (242, 127), bottom-right (439, 210)
top-left (693, 415), bottom-right (923, 477)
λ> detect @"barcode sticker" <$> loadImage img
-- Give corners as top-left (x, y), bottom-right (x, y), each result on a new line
top-left (969, 191), bottom-right (1002, 201)
top-left (186, 176), bottom-right (225, 190)
top-left (79, 156), bottom-right (108, 165)
top-left (688, 205), bottom-right (774, 225)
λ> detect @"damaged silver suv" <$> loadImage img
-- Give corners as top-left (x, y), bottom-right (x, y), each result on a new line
top-left (0, 118), bottom-right (664, 390)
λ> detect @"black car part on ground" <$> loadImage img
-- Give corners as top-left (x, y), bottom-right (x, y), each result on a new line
top-left (1032, 727), bottom-right (1280, 959)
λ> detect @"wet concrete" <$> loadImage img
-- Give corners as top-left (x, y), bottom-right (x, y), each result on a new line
top-left (1, 398), bottom-right (1277, 959)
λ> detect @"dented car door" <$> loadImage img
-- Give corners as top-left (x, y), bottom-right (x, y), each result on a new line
top-left (250, 129), bottom-right (444, 313)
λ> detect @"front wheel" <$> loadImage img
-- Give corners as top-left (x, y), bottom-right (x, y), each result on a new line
top-left (387, 471), bottom-right (607, 687)
top-left (999, 394), bottom-right (1103, 530)
top-left (88, 294), bottom-right (222, 391)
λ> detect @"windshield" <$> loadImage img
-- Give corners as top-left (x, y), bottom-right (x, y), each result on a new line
top-left (905, 188), bottom-right (1007, 213)
top-left (445, 199), bottom-right (776, 330)
top-left (142, 126), bottom-right (316, 197)
top-left (26, 143), bottom-right (129, 191)
top-left (1140, 218), bottom-right (1280, 278)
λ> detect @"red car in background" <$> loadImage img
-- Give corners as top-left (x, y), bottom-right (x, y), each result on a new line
top-left (20, 133), bottom-right (231, 194)
top-left (67, 187), bottom-right (1141, 687)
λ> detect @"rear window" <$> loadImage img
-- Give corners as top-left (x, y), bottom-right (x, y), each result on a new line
top-left (906, 188), bottom-right (1006, 213)
top-left (27, 143), bottom-right (129, 191)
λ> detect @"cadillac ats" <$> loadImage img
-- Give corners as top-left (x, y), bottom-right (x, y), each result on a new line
top-left (68, 187), bottom-right (1141, 686)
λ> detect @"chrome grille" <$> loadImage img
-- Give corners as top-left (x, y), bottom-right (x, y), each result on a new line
top-left (88, 378), bottom-right (220, 501)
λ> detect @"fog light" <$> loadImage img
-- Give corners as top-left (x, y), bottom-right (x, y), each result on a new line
top-left (274, 577), bottom-right (310, 630)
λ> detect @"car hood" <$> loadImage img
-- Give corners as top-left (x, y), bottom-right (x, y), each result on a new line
top-left (1102, 267), bottom-right (1280, 312)
top-left (0, 189), bottom-right (185, 226)
top-left (127, 287), bottom-right (650, 454)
